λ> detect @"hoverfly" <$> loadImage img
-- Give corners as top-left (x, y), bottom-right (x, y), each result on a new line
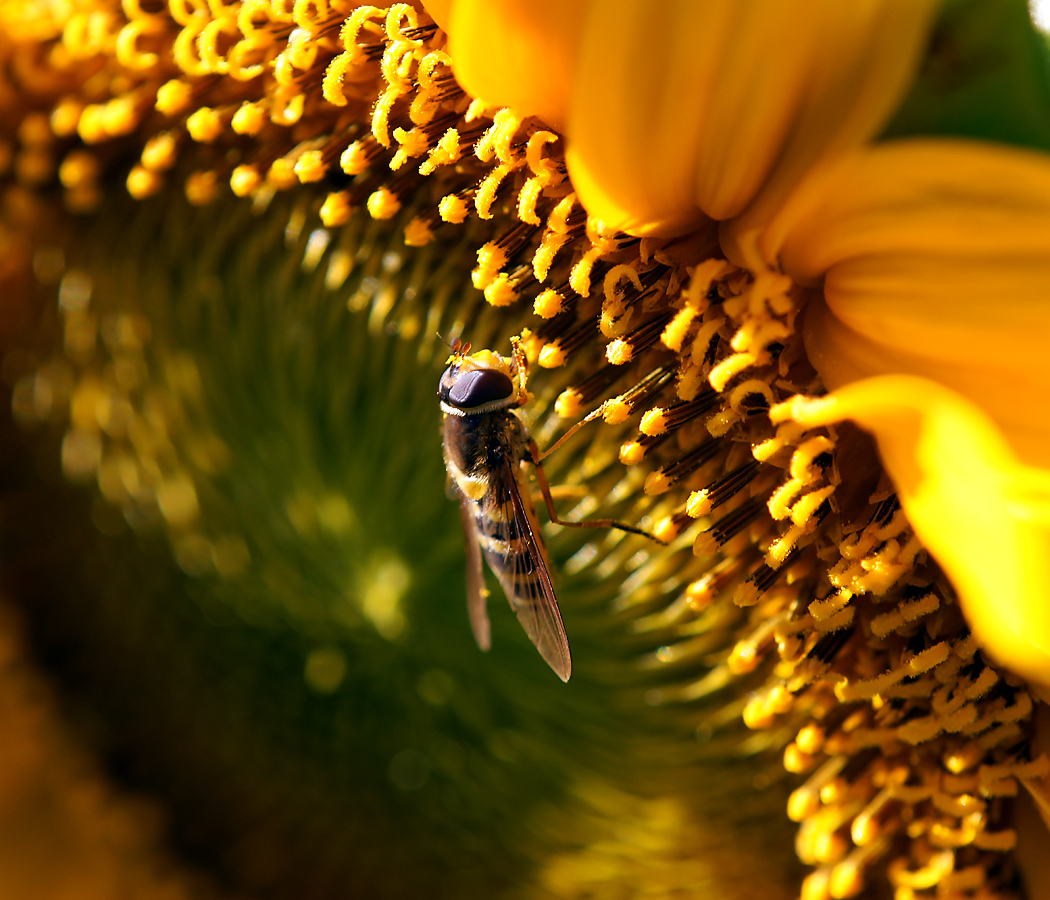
top-left (438, 335), bottom-right (657, 682)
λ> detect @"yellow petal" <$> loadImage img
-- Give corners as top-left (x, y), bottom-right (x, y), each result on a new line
top-left (421, 0), bottom-right (450, 29)
top-left (444, 0), bottom-right (584, 130)
top-left (774, 140), bottom-right (1050, 468)
top-left (567, 0), bottom-right (937, 236)
top-left (778, 377), bottom-right (1050, 689)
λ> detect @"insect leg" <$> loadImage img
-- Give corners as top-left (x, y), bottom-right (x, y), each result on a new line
top-left (532, 403), bottom-right (610, 464)
top-left (529, 442), bottom-right (665, 543)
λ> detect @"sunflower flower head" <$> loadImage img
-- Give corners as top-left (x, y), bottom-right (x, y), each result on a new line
top-left (1, 1), bottom-right (1050, 899)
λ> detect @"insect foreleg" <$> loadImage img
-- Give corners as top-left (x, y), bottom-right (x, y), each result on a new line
top-left (528, 442), bottom-right (666, 543)
top-left (533, 403), bottom-right (611, 464)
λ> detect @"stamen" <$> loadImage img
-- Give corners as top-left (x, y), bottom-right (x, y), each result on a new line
top-left (605, 310), bottom-right (675, 365)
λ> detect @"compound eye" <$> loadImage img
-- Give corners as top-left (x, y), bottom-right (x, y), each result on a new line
top-left (448, 368), bottom-right (514, 408)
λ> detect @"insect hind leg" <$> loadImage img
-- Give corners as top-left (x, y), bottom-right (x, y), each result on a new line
top-left (529, 445), bottom-right (665, 544)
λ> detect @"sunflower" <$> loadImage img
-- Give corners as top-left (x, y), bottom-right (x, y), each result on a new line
top-left (0, 1), bottom-right (1048, 898)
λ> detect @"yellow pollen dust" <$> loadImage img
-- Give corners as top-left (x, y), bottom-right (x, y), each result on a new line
top-left (606, 340), bottom-right (632, 365)
top-left (533, 288), bottom-right (564, 318)
top-left (439, 194), bottom-right (469, 224)
top-left (473, 243), bottom-right (508, 291)
top-left (602, 400), bottom-right (631, 424)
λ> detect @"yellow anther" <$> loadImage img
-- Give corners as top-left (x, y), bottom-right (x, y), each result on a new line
top-left (643, 471), bottom-right (670, 496)
top-left (232, 101), bottom-right (267, 135)
top-left (783, 744), bottom-right (816, 775)
top-left (186, 107), bottom-right (224, 143)
top-left (230, 164), bottom-right (261, 197)
top-left (533, 288), bottom-right (564, 319)
top-left (126, 164), bottom-right (162, 199)
top-left (729, 640), bottom-right (759, 675)
top-left (537, 343), bottom-right (566, 369)
top-left (606, 340), bottom-right (632, 365)
top-left (51, 99), bottom-right (84, 137)
top-left (267, 157), bottom-right (299, 189)
top-left (796, 724), bottom-right (826, 756)
top-left (438, 193), bottom-right (469, 224)
top-left (554, 389), bottom-right (584, 420)
top-left (732, 580), bottom-right (760, 607)
top-left (615, 442), bottom-right (644, 468)
top-left (340, 141), bottom-right (371, 176)
top-left (185, 170), bottom-right (218, 206)
top-left (652, 516), bottom-right (680, 544)
top-left (686, 490), bottom-right (711, 519)
top-left (270, 90), bottom-right (304, 126)
top-left (76, 105), bottom-right (107, 144)
top-left (403, 217), bottom-right (433, 247)
top-left (141, 132), bottom-right (178, 171)
top-left (593, 400), bottom-right (626, 425)
top-left (58, 150), bottom-right (99, 189)
top-left (390, 126), bottom-right (429, 170)
top-left (472, 242), bottom-right (507, 290)
top-left (155, 80), bottom-right (193, 116)
top-left (484, 275), bottom-right (516, 307)
top-left (115, 17), bottom-right (164, 68)
top-left (384, 2), bottom-right (420, 45)
top-left (319, 192), bottom-right (352, 227)
top-left (639, 408), bottom-right (668, 436)
top-left (273, 51), bottom-right (297, 87)
top-left (100, 96), bottom-right (138, 137)
top-left (366, 187), bottom-right (401, 219)
top-left (419, 128), bottom-right (462, 176)
top-left (294, 149), bottom-right (327, 183)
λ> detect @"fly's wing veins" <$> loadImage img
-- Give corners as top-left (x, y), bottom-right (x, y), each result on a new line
top-left (458, 498), bottom-right (491, 651)
top-left (496, 456), bottom-right (572, 682)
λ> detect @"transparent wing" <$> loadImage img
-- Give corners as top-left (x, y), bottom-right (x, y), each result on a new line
top-left (458, 499), bottom-right (491, 651)
top-left (492, 456), bottom-right (572, 682)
